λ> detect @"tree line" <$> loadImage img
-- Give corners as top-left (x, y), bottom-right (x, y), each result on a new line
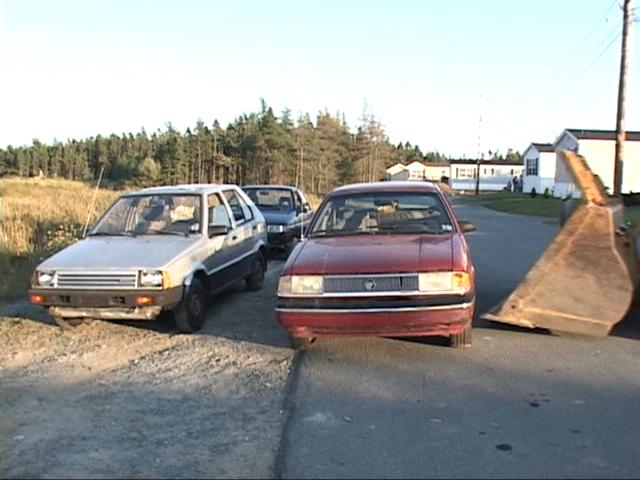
top-left (0, 100), bottom-right (518, 195)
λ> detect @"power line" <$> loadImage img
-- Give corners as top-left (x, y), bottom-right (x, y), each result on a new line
top-left (482, 117), bottom-right (530, 143)
top-left (480, 22), bottom-right (622, 146)
top-left (534, 0), bottom-right (618, 90)
top-left (483, 97), bottom-right (538, 131)
top-left (491, 0), bottom-right (619, 110)
top-left (524, 28), bottom-right (622, 116)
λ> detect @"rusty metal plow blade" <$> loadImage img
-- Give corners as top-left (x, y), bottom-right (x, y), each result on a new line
top-left (482, 150), bottom-right (639, 336)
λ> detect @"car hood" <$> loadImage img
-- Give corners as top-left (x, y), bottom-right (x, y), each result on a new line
top-left (288, 234), bottom-right (454, 275)
top-left (261, 210), bottom-right (296, 225)
top-left (37, 235), bottom-right (201, 271)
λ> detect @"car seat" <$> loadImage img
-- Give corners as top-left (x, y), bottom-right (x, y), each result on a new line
top-left (278, 197), bottom-right (292, 210)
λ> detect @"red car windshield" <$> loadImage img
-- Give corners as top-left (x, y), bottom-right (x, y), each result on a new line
top-left (309, 191), bottom-right (453, 237)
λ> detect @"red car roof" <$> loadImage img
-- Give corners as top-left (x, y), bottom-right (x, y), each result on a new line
top-left (329, 181), bottom-right (441, 196)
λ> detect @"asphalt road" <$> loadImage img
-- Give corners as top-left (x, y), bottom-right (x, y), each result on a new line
top-left (276, 202), bottom-right (640, 479)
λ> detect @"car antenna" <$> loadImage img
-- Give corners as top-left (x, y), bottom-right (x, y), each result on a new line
top-left (300, 201), bottom-right (305, 242)
top-left (300, 147), bottom-right (305, 242)
top-left (82, 165), bottom-right (105, 238)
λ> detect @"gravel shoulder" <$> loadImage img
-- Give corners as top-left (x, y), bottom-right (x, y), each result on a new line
top-left (0, 260), bottom-right (293, 479)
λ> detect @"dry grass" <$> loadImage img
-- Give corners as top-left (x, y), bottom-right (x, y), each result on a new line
top-left (0, 180), bottom-right (326, 303)
top-left (0, 177), bottom-right (120, 302)
top-left (306, 193), bottom-right (324, 210)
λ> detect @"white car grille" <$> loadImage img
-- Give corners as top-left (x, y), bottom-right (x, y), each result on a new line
top-left (55, 272), bottom-right (138, 289)
top-left (324, 274), bottom-right (419, 294)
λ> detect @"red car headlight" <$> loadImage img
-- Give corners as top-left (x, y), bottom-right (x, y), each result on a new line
top-left (278, 275), bottom-right (324, 296)
top-left (418, 271), bottom-right (471, 294)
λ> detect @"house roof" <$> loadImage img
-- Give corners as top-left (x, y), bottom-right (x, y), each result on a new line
top-left (385, 162), bottom-right (407, 174)
top-left (448, 159), bottom-right (523, 166)
top-left (422, 162), bottom-right (450, 168)
top-left (530, 142), bottom-right (555, 153)
top-left (406, 160), bottom-right (427, 170)
top-left (565, 129), bottom-right (640, 142)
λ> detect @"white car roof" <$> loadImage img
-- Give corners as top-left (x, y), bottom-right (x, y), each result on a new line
top-left (126, 184), bottom-right (240, 196)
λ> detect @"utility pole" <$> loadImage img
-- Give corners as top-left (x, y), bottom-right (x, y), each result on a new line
top-left (614, 0), bottom-right (632, 196)
top-left (475, 95), bottom-right (482, 195)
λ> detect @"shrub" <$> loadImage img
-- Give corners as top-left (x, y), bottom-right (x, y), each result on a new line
top-left (530, 188), bottom-right (537, 198)
top-left (543, 187), bottom-right (550, 198)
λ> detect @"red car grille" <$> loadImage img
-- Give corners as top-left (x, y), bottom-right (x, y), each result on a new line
top-left (324, 274), bottom-right (419, 294)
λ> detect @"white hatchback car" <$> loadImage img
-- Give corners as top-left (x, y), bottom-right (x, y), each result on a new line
top-left (29, 184), bottom-right (267, 333)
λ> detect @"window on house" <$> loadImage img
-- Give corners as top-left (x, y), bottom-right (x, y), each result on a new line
top-left (526, 157), bottom-right (538, 176)
top-left (457, 167), bottom-right (475, 179)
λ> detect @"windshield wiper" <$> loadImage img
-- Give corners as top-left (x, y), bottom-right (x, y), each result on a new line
top-left (88, 231), bottom-right (136, 237)
top-left (378, 225), bottom-right (443, 234)
top-left (142, 228), bottom-right (190, 237)
top-left (311, 228), bottom-right (378, 238)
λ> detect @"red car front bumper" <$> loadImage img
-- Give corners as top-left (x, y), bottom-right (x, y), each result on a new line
top-left (276, 298), bottom-right (474, 338)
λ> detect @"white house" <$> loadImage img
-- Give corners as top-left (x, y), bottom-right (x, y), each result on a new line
top-left (522, 142), bottom-right (556, 195)
top-left (385, 162), bottom-right (408, 181)
top-left (553, 129), bottom-right (640, 198)
top-left (449, 160), bottom-right (524, 192)
top-left (405, 161), bottom-right (428, 180)
top-left (384, 161), bottom-right (448, 182)
top-left (423, 162), bottom-right (450, 182)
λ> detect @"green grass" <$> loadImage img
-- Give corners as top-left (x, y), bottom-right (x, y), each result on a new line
top-left (454, 192), bottom-right (521, 204)
top-left (454, 192), bottom-right (572, 217)
top-left (625, 206), bottom-right (640, 227)
top-left (484, 196), bottom-right (574, 217)
top-left (454, 192), bottom-right (640, 226)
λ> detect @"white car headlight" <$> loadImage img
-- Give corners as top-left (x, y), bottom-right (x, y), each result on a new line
top-left (278, 275), bottom-right (323, 296)
top-left (418, 271), bottom-right (471, 294)
top-left (36, 270), bottom-right (56, 287)
top-left (268, 224), bottom-right (285, 233)
top-left (139, 270), bottom-right (164, 288)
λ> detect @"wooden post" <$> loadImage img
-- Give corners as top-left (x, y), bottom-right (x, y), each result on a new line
top-left (614, 0), bottom-right (632, 196)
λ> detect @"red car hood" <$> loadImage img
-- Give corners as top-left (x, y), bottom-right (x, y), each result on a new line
top-left (288, 234), bottom-right (454, 275)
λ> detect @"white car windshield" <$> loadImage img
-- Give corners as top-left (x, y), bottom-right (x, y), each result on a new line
top-left (310, 192), bottom-right (453, 237)
top-left (91, 194), bottom-right (202, 236)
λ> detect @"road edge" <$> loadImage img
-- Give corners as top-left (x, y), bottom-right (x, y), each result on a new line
top-left (272, 350), bottom-right (304, 479)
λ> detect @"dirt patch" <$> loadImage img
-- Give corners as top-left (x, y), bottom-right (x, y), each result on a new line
top-left (0, 264), bottom-right (294, 478)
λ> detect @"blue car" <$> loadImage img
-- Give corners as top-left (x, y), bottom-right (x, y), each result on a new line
top-left (242, 185), bottom-right (314, 255)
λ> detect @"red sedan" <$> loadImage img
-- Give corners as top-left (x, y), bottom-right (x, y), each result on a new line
top-left (276, 181), bottom-right (476, 349)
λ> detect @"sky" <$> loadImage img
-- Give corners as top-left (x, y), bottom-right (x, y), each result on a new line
top-left (0, 0), bottom-right (638, 158)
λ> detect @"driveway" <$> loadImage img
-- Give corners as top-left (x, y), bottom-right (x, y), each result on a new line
top-left (277, 202), bottom-right (640, 479)
top-left (2, 203), bottom-right (639, 478)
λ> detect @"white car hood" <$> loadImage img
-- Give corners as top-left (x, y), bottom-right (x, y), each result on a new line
top-left (38, 235), bottom-right (201, 271)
